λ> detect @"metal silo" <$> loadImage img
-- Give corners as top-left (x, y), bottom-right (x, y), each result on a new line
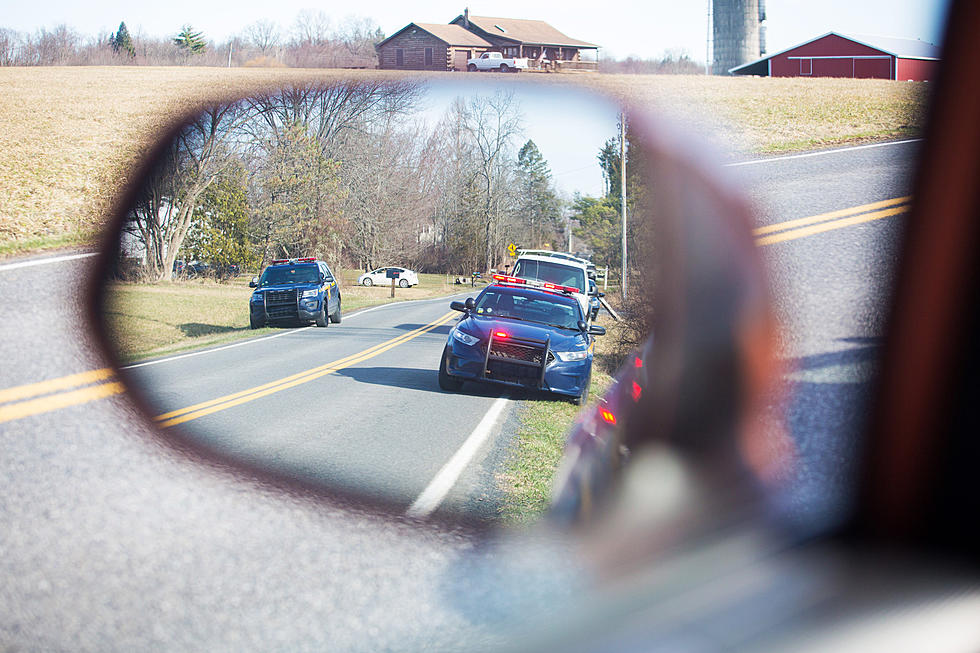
top-left (712, 0), bottom-right (766, 74)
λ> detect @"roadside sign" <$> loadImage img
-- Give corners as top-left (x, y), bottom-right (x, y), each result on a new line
top-left (507, 243), bottom-right (517, 257)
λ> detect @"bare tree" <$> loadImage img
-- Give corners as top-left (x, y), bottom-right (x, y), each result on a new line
top-left (243, 19), bottom-right (280, 55)
top-left (125, 103), bottom-right (251, 280)
top-left (461, 91), bottom-right (523, 272)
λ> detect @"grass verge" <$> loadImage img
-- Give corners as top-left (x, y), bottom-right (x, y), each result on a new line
top-left (103, 271), bottom-right (463, 362)
top-left (496, 313), bottom-right (623, 525)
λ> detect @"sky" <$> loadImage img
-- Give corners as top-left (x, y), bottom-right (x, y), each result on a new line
top-left (5, 0), bottom-right (951, 62)
top-left (421, 81), bottom-right (621, 198)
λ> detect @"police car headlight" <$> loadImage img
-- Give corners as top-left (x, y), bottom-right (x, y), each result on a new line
top-left (250, 294), bottom-right (263, 303)
top-left (300, 288), bottom-right (319, 298)
top-left (452, 329), bottom-right (480, 346)
top-left (554, 349), bottom-right (589, 362)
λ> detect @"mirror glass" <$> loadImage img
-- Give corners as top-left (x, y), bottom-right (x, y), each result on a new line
top-left (99, 79), bottom-right (635, 523)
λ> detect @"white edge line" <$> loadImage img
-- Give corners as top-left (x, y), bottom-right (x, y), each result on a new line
top-left (724, 138), bottom-right (922, 167)
top-left (120, 291), bottom-right (471, 370)
top-left (407, 394), bottom-right (510, 519)
top-left (0, 251), bottom-right (98, 273)
top-left (121, 326), bottom-right (314, 369)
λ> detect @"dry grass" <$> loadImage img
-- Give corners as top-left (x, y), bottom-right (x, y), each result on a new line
top-left (0, 67), bottom-right (930, 256)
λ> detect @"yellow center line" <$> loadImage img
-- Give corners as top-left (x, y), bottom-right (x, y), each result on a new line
top-left (0, 381), bottom-right (125, 425)
top-left (756, 204), bottom-right (909, 246)
top-left (156, 310), bottom-right (458, 428)
top-left (754, 196), bottom-right (911, 236)
top-left (0, 368), bottom-right (115, 405)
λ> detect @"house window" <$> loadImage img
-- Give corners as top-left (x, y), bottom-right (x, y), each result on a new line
top-left (396, 49), bottom-right (404, 67)
top-left (425, 47), bottom-right (433, 66)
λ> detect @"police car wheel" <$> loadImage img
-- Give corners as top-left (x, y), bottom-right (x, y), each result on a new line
top-left (362, 277), bottom-right (373, 286)
top-left (398, 278), bottom-right (409, 288)
top-left (315, 307), bottom-right (328, 327)
top-left (329, 305), bottom-right (342, 324)
top-left (438, 347), bottom-right (463, 391)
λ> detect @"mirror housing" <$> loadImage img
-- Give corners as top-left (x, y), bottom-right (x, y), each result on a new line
top-left (450, 301), bottom-right (467, 312)
top-left (248, 277), bottom-right (258, 288)
top-left (588, 325), bottom-right (606, 336)
top-left (464, 297), bottom-right (476, 310)
top-left (577, 320), bottom-right (589, 332)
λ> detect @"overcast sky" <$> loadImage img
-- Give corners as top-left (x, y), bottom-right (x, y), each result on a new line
top-left (6, 0), bottom-right (951, 61)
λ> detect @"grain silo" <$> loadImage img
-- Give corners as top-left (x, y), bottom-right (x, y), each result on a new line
top-left (712, 0), bottom-right (766, 74)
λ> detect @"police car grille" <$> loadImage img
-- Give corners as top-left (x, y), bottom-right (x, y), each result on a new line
top-left (489, 342), bottom-right (544, 364)
top-left (265, 289), bottom-right (298, 318)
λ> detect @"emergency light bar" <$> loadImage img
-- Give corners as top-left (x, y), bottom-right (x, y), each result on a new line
top-left (490, 274), bottom-right (578, 295)
top-left (269, 257), bottom-right (316, 265)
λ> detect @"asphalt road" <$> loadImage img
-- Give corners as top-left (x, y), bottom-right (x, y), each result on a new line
top-left (0, 139), bottom-right (918, 651)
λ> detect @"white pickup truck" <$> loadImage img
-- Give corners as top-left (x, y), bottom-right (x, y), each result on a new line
top-left (466, 51), bottom-right (528, 72)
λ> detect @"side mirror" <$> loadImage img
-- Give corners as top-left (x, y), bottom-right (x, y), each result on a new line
top-left (450, 301), bottom-right (467, 312)
top-left (588, 325), bottom-right (606, 336)
top-left (464, 297), bottom-right (476, 310)
top-left (598, 292), bottom-right (605, 298)
top-left (248, 277), bottom-right (258, 288)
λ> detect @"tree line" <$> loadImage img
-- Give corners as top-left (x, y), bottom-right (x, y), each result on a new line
top-left (120, 80), bottom-right (567, 281)
top-left (0, 12), bottom-right (381, 67)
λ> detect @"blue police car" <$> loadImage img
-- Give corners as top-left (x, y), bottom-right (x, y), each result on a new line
top-left (248, 258), bottom-right (342, 329)
top-left (438, 275), bottom-right (606, 404)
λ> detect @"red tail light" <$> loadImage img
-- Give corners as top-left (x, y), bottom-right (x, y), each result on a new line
top-left (634, 356), bottom-right (644, 368)
top-left (599, 408), bottom-right (617, 425)
top-left (631, 381), bottom-right (642, 402)
top-left (494, 331), bottom-right (509, 339)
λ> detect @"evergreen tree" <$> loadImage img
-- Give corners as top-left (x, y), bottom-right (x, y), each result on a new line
top-left (183, 161), bottom-right (258, 275)
top-left (516, 139), bottom-right (562, 249)
top-left (174, 25), bottom-right (207, 54)
top-left (112, 21), bottom-right (135, 57)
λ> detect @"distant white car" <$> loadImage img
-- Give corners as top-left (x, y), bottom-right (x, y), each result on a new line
top-left (357, 266), bottom-right (419, 288)
top-left (467, 51), bottom-right (529, 72)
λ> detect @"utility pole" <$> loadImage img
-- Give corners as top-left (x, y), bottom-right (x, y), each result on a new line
top-left (620, 113), bottom-right (628, 302)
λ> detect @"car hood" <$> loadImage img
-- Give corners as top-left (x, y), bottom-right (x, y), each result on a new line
top-left (461, 315), bottom-right (587, 350)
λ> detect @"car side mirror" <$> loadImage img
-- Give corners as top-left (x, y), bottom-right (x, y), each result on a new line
top-left (577, 320), bottom-right (589, 332)
top-left (450, 301), bottom-right (467, 312)
top-left (464, 297), bottom-right (476, 310)
top-left (248, 277), bottom-right (258, 288)
top-left (598, 292), bottom-right (605, 298)
top-left (588, 325), bottom-right (606, 336)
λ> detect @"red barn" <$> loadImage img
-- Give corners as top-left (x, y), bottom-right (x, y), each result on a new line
top-left (729, 32), bottom-right (940, 81)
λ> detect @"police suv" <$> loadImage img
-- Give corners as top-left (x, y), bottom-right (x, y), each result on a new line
top-left (248, 258), bottom-right (342, 329)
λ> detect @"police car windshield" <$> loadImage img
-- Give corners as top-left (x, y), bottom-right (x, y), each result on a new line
top-left (259, 265), bottom-right (319, 286)
top-left (475, 289), bottom-right (581, 330)
top-left (512, 259), bottom-right (586, 293)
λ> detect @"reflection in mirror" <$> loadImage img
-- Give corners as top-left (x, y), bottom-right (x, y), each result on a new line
top-left (99, 79), bottom-right (644, 523)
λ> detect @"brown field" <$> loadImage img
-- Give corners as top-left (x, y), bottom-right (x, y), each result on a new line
top-left (0, 67), bottom-right (929, 256)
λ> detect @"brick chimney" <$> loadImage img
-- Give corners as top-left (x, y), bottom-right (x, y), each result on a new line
top-left (464, 8), bottom-right (470, 29)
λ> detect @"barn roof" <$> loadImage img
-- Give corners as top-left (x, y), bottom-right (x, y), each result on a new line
top-left (376, 23), bottom-right (492, 48)
top-left (450, 14), bottom-right (597, 48)
top-left (729, 31), bottom-right (941, 74)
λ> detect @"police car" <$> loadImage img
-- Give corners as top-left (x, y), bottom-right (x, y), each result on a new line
top-left (248, 258), bottom-right (342, 329)
top-left (438, 274), bottom-right (606, 404)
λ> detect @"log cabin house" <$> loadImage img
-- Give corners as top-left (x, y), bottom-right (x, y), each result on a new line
top-left (376, 10), bottom-right (598, 72)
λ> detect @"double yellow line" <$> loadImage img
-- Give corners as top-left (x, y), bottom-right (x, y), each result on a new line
top-left (0, 368), bottom-right (124, 425)
top-left (155, 311), bottom-right (456, 428)
top-left (0, 311), bottom-right (456, 428)
top-left (754, 196), bottom-right (911, 246)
